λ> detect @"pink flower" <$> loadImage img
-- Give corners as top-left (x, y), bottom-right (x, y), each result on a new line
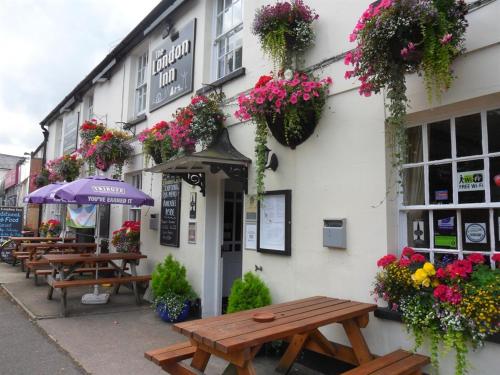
top-left (433, 285), bottom-right (462, 304)
top-left (377, 254), bottom-right (397, 268)
top-left (410, 254), bottom-right (426, 263)
top-left (466, 253), bottom-right (485, 265)
top-left (290, 94), bottom-right (298, 104)
top-left (400, 47), bottom-right (409, 57)
top-left (407, 42), bottom-right (415, 51)
top-left (402, 247), bottom-right (415, 258)
top-left (344, 51), bottom-right (353, 65)
top-left (275, 100), bottom-right (282, 108)
top-left (345, 70), bottom-right (354, 79)
top-left (492, 253), bottom-right (500, 263)
top-left (440, 33), bottom-right (452, 45)
top-left (399, 258), bottom-right (411, 267)
top-left (436, 268), bottom-right (447, 279)
top-left (303, 93), bottom-right (311, 101)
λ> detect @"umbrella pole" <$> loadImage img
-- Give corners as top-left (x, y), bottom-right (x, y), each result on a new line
top-left (81, 204), bottom-right (109, 304)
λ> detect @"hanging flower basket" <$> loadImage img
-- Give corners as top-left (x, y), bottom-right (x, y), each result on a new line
top-left (264, 104), bottom-right (318, 149)
top-left (374, 248), bottom-right (500, 375)
top-left (46, 154), bottom-right (83, 182)
top-left (83, 128), bottom-right (133, 174)
top-left (345, 0), bottom-right (468, 169)
top-left (235, 70), bottom-right (331, 197)
top-left (252, 0), bottom-right (319, 69)
top-left (34, 168), bottom-right (50, 188)
top-left (138, 121), bottom-right (173, 165)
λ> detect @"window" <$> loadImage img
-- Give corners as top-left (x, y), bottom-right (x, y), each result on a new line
top-left (400, 109), bottom-right (500, 266)
top-left (128, 173), bottom-right (142, 222)
top-left (134, 52), bottom-right (148, 116)
top-left (214, 0), bottom-right (243, 79)
top-left (87, 95), bottom-right (94, 120)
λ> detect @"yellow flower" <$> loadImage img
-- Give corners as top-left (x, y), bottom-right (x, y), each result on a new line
top-left (412, 268), bottom-right (428, 283)
top-left (423, 262), bottom-right (436, 276)
top-left (422, 277), bottom-right (431, 288)
top-left (92, 135), bottom-right (101, 145)
top-left (431, 279), bottom-right (440, 287)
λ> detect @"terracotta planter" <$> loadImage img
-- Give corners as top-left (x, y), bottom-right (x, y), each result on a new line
top-left (265, 108), bottom-right (319, 149)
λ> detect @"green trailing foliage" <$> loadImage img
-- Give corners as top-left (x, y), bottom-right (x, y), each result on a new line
top-left (227, 272), bottom-right (272, 313)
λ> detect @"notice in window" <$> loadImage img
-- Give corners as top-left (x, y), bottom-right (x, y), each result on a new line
top-left (259, 194), bottom-right (285, 251)
top-left (458, 170), bottom-right (484, 192)
top-left (465, 223), bottom-right (487, 243)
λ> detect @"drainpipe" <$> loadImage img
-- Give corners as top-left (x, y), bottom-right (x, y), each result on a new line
top-left (37, 123), bottom-right (50, 233)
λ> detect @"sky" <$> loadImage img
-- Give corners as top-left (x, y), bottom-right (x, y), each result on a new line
top-left (0, 0), bottom-right (161, 157)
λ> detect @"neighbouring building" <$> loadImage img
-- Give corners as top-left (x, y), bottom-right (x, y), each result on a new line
top-left (35, 1), bottom-right (499, 373)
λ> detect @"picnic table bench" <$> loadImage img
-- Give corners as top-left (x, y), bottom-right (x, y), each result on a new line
top-left (43, 252), bottom-right (151, 316)
top-left (145, 296), bottom-right (430, 375)
top-left (10, 236), bottom-right (76, 270)
top-left (22, 242), bottom-right (97, 282)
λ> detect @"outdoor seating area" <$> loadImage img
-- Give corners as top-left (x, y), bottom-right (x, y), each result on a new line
top-left (145, 297), bottom-right (430, 375)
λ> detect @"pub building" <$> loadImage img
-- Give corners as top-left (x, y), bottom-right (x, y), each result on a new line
top-left (36, 1), bottom-right (499, 373)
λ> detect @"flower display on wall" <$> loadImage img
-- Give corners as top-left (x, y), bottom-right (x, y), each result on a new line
top-left (111, 221), bottom-right (141, 253)
top-left (79, 120), bottom-right (133, 175)
top-left (345, 0), bottom-right (468, 168)
top-left (253, 0), bottom-right (318, 69)
top-left (374, 248), bottom-right (499, 375)
top-left (39, 219), bottom-right (61, 237)
top-left (138, 93), bottom-right (224, 165)
top-left (235, 70), bottom-right (331, 196)
top-left (45, 154), bottom-right (83, 182)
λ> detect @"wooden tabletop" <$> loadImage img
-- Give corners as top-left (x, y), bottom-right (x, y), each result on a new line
top-left (20, 242), bottom-right (96, 250)
top-left (9, 237), bottom-right (76, 242)
top-left (174, 296), bottom-right (377, 354)
top-left (43, 252), bottom-right (146, 264)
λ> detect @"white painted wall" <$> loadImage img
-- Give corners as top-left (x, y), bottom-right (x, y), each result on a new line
top-left (38, 1), bottom-right (499, 373)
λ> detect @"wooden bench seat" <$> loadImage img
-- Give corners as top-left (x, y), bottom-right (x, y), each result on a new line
top-left (33, 267), bottom-right (128, 286)
top-left (342, 349), bottom-right (430, 375)
top-left (145, 341), bottom-right (197, 374)
top-left (48, 275), bottom-right (152, 317)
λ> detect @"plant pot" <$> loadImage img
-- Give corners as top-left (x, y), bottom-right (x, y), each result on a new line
top-left (156, 300), bottom-right (191, 323)
top-left (265, 108), bottom-right (319, 149)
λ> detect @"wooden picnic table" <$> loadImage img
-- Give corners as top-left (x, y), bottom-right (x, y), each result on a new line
top-left (166, 296), bottom-right (377, 375)
top-left (43, 252), bottom-right (150, 316)
top-left (9, 236), bottom-right (76, 251)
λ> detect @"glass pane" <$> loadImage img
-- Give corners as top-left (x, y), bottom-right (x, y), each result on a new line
top-left (406, 126), bottom-right (423, 164)
top-left (226, 52), bottom-right (234, 74)
top-left (458, 159), bottom-right (485, 203)
top-left (217, 0), bottom-right (224, 12)
top-left (456, 113), bottom-right (482, 157)
top-left (235, 47), bottom-right (242, 70)
top-left (235, 200), bottom-right (242, 241)
top-left (406, 211), bottom-right (429, 248)
top-left (403, 167), bottom-right (424, 205)
top-left (494, 209), bottom-right (500, 251)
top-left (216, 14), bottom-right (223, 36)
top-left (433, 210), bottom-right (457, 249)
top-left (218, 58), bottom-right (225, 79)
top-left (434, 252), bottom-right (458, 268)
top-left (223, 7), bottom-right (232, 33)
top-left (429, 164), bottom-right (452, 204)
top-left (462, 209), bottom-right (490, 251)
top-left (487, 108), bottom-right (500, 153)
top-left (218, 39), bottom-right (226, 58)
top-left (491, 157), bottom-right (500, 202)
top-left (428, 120), bottom-right (451, 161)
top-left (233, 0), bottom-right (242, 25)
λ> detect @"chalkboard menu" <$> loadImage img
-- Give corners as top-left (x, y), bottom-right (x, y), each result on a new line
top-left (0, 207), bottom-right (23, 240)
top-left (160, 175), bottom-right (181, 247)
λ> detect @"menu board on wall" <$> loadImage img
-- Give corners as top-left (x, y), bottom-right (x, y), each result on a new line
top-left (0, 207), bottom-right (23, 240)
top-left (62, 112), bottom-right (79, 155)
top-left (160, 175), bottom-right (181, 247)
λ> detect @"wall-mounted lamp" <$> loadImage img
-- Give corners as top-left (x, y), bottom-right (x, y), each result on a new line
top-left (162, 20), bottom-right (173, 39)
top-left (264, 147), bottom-right (278, 171)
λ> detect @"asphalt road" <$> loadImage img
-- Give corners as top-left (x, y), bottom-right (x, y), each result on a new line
top-left (0, 290), bottom-right (86, 375)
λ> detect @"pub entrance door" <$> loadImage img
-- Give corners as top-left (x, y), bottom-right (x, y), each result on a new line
top-left (221, 180), bottom-right (243, 313)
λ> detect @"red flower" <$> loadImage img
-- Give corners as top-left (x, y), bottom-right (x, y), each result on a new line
top-left (466, 253), bottom-right (485, 265)
top-left (377, 254), bottom-right (397, 268)
top-left (398, 258), bottom-right (411, 267)
top-left (410, 253), bottom-right (426, 263)
top-left (436, 267), bottom-right (447, 279)
top-left (446, 260), bottom-right (473, 279)
top-left (255, 75), bottom-right (273, 88)
top-left (401, 247), bottom-right (415, 258)
top-left (433, 284), bottom-right (462, 304)
top-left (492, 253), bottom-right (500, 263)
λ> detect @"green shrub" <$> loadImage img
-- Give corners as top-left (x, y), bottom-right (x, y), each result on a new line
top-left (151, 255), bottom-right (195, 300)
top-left (227, 272), bottom-right (272, 313)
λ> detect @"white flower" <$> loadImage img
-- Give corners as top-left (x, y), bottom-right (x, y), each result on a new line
top-left (284, 69), bottom-right (294, 80)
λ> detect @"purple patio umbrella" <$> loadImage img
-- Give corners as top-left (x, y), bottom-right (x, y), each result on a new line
top-left (53, 176), bottom-right (154, 304)
top-left (24, 182), bottom-right (68, 204)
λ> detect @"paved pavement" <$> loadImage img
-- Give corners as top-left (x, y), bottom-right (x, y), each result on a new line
top-left (0, 290), bottom-right (86, 375)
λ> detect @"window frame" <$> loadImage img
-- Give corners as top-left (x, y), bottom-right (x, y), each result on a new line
top-left (212, 0), bottom-right (243, 81)
top-left (398, 106), bottom-right (500, 266)
top-left (134, 51), bottom-right (149, 117)
top-left (128, 173), bottom-right (143, 222)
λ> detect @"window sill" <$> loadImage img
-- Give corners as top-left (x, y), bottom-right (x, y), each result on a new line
top-left (196, 67), bottom-right (246, 96)
top-left (374, 307), bottom-right (500, 344)
top-left (124, 114), bottom-right (147, 129)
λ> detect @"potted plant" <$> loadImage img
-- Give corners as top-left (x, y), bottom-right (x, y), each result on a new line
top-left (252, 0), bottom-right (319, 69)
top-left (235, 71), bottom-right (331, 196)
top-left (46, 154), bottom-right (83, 182)
top-left (227, 272), bottom-right (272, 313)
top-left (45, 219), bottom-right (61, 237)
top-left (374, 248), bottom-right (500, 375)
top-left (137, 121), bottom-right (173, 165)
top-left (345, 0), bottom-right (468, 168)
top-left (111, 221), bottom-right (141, 253)
top-left (152, 255), bottom-right (196, 323)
